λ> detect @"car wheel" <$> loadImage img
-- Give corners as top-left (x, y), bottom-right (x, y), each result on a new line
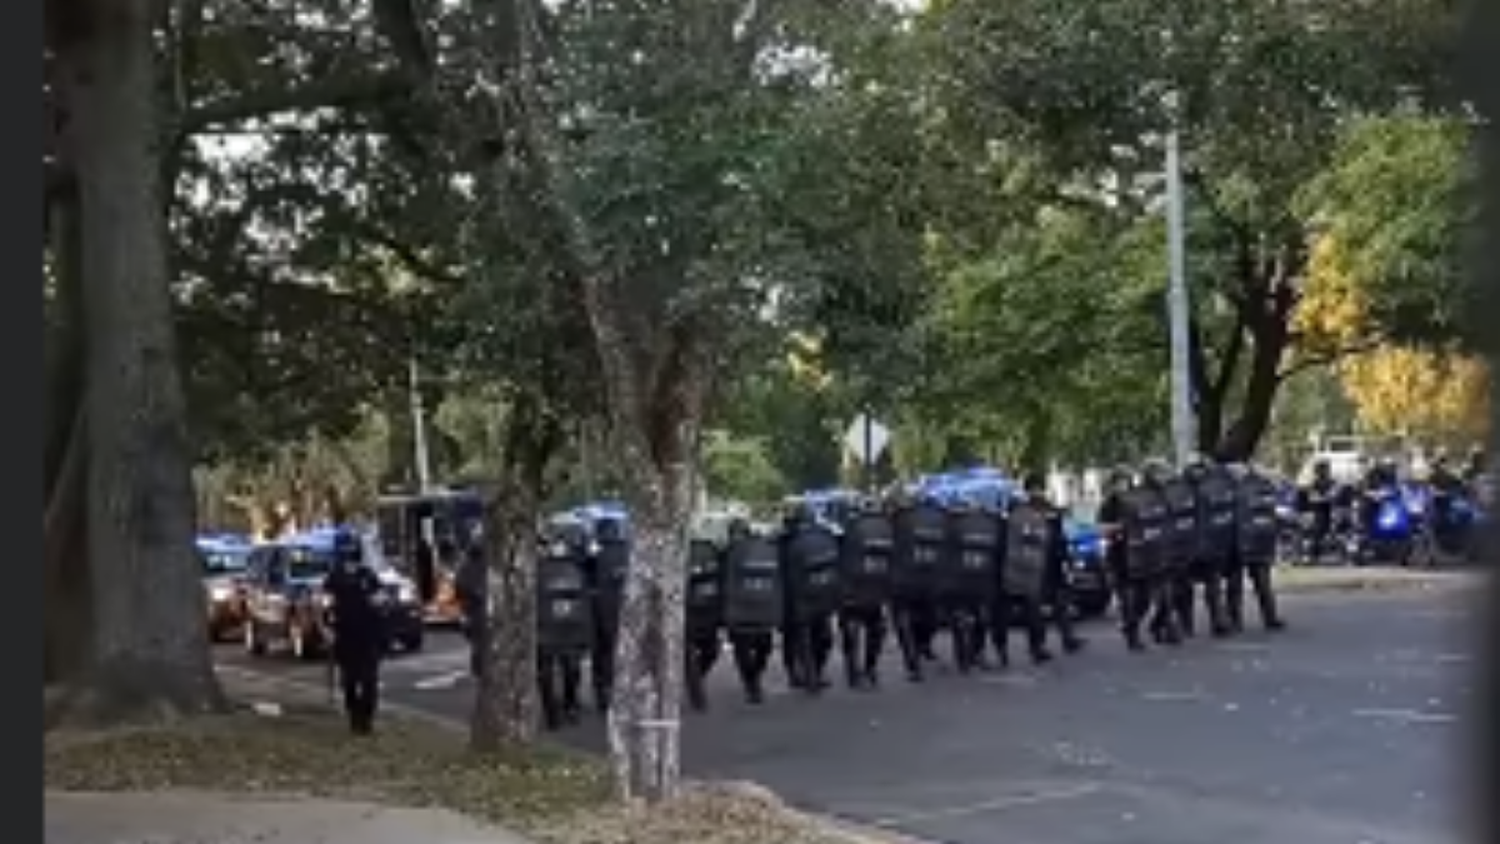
top-left (244, 620), bottom-right (266, 656)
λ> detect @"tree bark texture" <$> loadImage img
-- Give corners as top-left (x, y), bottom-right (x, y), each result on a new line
top-left (469, 396), bottom-right (559, 750)
top-left (470, 481), bottom-right (541, 749)
top-left (52, 0), bottom-right (224, 719)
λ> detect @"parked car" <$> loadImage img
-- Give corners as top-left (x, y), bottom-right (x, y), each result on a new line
top-left (1063, 518), bottom-right (1112, 618)
top-left (242, 530), bottom-right (425, 660)
top-left (199, 534), bottom-right (253, 642)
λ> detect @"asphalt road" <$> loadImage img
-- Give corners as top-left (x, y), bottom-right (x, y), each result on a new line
top-left (217, 584), bottom-right (1485, 844)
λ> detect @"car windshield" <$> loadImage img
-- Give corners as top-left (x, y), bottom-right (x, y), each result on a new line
top-left (284, 547), bottom-right (334, 581)
top-left (200, 549), bottom-right (249, 575)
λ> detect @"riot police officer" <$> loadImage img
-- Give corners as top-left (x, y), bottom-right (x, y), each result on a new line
top-left (587, 516), bottom-right (630, 712)
top-left (1227, 463), bottom-right (1287, 632)
top-left (1180, 459), bottom-right (1235, 638)
top-left (1297, 458), bottom-right (1343, 560)
top-left (1001, 481), bottom-right (1055, 664)
top-left (722, 519), bottom-right (784, 703)
top-left (454, 531), bottom-right (489, 679)
top-left (1098, 466), bottom-right (1169, 651)
top-left (1145, 461), bottom-right (1190, 645)
top-left (780, 506), bottom-right (842, 693)
top-left (942, 494), bottom-right (1002, 672)
top-left (685, 533), bottom-right (726, 711)
top-left (535, 536), bottom-right (594, 729)
top-left (891, 492), bottom-right (946, 682)
top-left (322, 530), bottom-right (387, 735)
top-left (1020, 472), bottom-right (1086, 656)
top-left (838, 498), bottom-right (896, 689)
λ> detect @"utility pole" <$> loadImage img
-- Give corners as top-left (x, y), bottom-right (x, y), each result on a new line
top-left (1164, 101), bottom-right (1197, 468)
top-left (408, 357), bottom-right (433, 493)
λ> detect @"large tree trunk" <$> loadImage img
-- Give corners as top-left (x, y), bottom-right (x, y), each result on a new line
top-left (470, 478), bottom-right (542, 748)
top-left (52, 0), bottom-right (223, 720)
top-left (45, 177), bottom-right (95, 691)
top-left (470, 395), bottom-right (560, 750)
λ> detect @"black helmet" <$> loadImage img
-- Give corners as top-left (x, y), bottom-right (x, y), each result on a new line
top-left (1021, 472), bottom-right (1046, 495)
top-left (1140, 459), bottom-right (1173, 485)
top-left (332, 529), bottom-right (362, 562)
top-left (1106, 465), bottom-right (1135, 490)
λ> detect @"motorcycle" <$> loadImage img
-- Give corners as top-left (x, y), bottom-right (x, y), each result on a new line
top-left (1427, 486), bottom-right (1479, 563)
top-left (1357, 486), bottom-right (1422, 566)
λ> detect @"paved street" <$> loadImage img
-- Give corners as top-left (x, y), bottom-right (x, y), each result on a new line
top-left (217, 584), bottom-right (1484, 844)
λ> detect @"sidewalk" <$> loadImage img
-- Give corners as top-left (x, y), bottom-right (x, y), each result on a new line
top-left (46, 790), bottom-right (530, 844)
top-left (1275, 565), bottom-right (1484, 593)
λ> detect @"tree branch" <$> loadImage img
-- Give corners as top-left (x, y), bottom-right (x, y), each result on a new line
top-left (1276, 335), bottom-right (1388, 382)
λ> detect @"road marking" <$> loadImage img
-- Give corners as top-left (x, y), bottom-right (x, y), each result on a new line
top-left (1140, 690), bottom-right (1206, 702)
top-left (1214, 642), bottom-right (1270, 653)
top-left (1351, 708), bottom-right (1457, 725)
top-left (868, 784), bottom-right (1103, 827)
top-left (412, 670), bottom-right (470, 691)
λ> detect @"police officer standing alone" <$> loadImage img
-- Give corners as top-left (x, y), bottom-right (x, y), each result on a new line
top-left (322, 530), bottom-right (388, 735)
top-left (1020, 473), bottom-right (1086, 656)
top-left (838, 498), bottom-right (896, 689)
top-left (454, 530), bottom-right (489, 680)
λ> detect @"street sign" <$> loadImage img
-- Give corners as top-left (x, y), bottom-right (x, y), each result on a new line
top-left (843, 414), bottom-right (891, 465)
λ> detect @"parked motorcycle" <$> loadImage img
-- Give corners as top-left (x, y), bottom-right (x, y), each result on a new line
top-left (1356, 485), bottom-right (1424, 566)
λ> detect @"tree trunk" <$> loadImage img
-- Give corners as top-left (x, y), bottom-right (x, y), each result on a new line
top-left (45, 175), bottom-right (95, 691)
top-left (1217, 313), bottom-right (1291, 462)
top-left (604, 466), bottom-right (694, 803)
top-left (52, 0), bottom-right (224, 720)
top-left (470, 478), bottom-right (541, 749)
top-left (470, 397), bottom-right (560, 750)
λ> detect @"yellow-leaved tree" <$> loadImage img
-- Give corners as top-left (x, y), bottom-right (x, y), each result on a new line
top-left (1297, 233), bottom-right (1490, 444)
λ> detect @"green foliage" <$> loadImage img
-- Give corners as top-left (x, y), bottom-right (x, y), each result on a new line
top-left (1296, 115), bottom-right (1477, 345)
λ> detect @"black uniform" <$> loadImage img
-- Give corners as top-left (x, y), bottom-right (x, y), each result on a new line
top-left (322, 546), bottom-right (387, 735)
top-left (722, 531), bottom-right (785, 703)
top-left (535, 542), bottom-right (594, 729)
top-left (1030, 491), bottom-right (1086, 656)
top-left (1297, 473), bottom-right (1341, 559)
top-left (455, 544), bottom-right (489, 679)
top-left (1228, 467), bottom-right (1286, 631)
top-left (588, 521), bottom-right (630, 712)
top-left (1152, 473), bottom-right (1195, 644)
top-left (685, 538), bottom-right (725, 710)
top-left (941, 505), bottom-right (1002, 672)
top-left (838, 509), bottom-right (896, 688)
top-left (1102, 483), bottom-right (1169, 650)
top-left (1179, 464), bottom-right (1235, 637)
top-left (780, 518), bottom-right (842, 693)
top-left (1001, 496), bottom-right (1054, 663)
top-left (892, 501), bottom-right (946, 681)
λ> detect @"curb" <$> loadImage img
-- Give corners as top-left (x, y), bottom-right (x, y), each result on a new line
top-left (213, 664), bottom-right (470, 733)
top-left (1274, 567), bottom-right (1485, 594)
top-left (213, 665), bottom-right (917, 844)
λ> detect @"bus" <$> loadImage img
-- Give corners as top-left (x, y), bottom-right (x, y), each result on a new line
top-left (373, 488), bottom-right (484, 624)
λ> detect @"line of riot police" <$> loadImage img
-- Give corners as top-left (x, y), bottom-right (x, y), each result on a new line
top-left (458, 458), bottom-right (1289, 729)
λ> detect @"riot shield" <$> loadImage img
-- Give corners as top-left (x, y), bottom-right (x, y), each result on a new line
top-left (536, 553), bottom-right (594, 653)
top-left (946, 509), bottom-right (1000, 601)
top-left (1002, 503), bottom-right (1050, 598)
top-left (841, 512), bottom-right (895, 607)
top-left (894, 503), bottom-right (946, 599)
top-left (686, 539), bottom-right (724, 629)
top-left (788, 525), bottom-right (843, 619)
top-left (1121, 488), bottom-right (1168, 580)
top-left (722, 535), bottom-right (784, 631)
